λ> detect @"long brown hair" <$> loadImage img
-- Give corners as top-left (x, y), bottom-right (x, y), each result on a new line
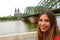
top-left (37, 11), bottom-right (59, 40)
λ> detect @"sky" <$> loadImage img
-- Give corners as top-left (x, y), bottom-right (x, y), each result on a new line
top-left (0, 0), bottom-right (40, 17)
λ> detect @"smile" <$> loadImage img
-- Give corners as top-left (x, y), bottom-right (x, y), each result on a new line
top-left (41, 26), bottom-right (46, 30)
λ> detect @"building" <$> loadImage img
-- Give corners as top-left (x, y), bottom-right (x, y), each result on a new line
top-left (14, 8), bottom-right (22, 19)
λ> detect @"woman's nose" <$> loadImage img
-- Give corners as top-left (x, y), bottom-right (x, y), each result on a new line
top-left (42, 21), bottom-right (45, 25)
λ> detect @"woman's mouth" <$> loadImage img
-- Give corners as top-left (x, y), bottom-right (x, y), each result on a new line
top-left (41, 26), bottom-right (46, 30)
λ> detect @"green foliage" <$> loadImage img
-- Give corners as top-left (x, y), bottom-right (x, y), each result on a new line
top-left (0, 17), bottom-right (7, 20)
top-left (8, 16), bottom-right (18, 20)
top-left (0, 16), bottom-right (18, 21)
top-left (55, 13), bottom-right (60, 16)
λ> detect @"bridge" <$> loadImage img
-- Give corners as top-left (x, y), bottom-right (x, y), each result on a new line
top-left (21, 0), bottom-right (60, 23)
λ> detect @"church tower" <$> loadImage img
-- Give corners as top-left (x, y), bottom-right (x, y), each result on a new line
top-left (14, 8), bottom-right (22, 18)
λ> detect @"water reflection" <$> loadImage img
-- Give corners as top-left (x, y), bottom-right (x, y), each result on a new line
top-left (15, 21), bottom-right (27, 33)
top-left (24, 21), bottom-right (37, 32)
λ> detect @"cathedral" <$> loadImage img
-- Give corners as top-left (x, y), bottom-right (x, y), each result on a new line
top-left (14, 8), bottom-right (22, 17)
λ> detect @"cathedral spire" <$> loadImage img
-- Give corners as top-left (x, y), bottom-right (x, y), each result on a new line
top-left (15, 8), bottom-right (17, 12)
top-left (18, 8), bottom-right (20, 12)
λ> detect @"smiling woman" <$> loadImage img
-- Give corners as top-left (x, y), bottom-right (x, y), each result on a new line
top-left (38, 14), bottom-right (50, 32)
top-left (37, 11), bottom-right (60, 40)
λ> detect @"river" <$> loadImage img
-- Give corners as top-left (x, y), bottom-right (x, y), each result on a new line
top-left (0, 16), bottom-right (60, 36)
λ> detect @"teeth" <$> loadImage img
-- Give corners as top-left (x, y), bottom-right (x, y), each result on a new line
top-left (42, 26), bottom-right (46, 28)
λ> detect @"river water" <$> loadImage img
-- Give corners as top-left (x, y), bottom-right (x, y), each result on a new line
top-left (0, 16), bottom-right (60, 36)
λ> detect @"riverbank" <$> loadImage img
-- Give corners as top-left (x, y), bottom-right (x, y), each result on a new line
top-left (0, 20), bottom-right (20, 22)
top-left (0, 31), bottom-right (37, 40)
top-left (55, 13), bottom-right (60, 16)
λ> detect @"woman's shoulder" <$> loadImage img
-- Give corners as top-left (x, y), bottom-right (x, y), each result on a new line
top-left (54, 36), bottom-right (60, 40)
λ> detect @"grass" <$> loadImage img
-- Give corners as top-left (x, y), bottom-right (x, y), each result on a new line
top-left (55, 13), bottom-right (60, 16)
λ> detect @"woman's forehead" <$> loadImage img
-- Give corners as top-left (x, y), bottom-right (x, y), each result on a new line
top-left (39, 14), bottom-right (49, 20)
top-left (40, 14), bottom-right (48, 18)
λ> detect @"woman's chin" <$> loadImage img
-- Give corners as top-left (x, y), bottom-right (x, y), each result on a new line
top-left (41, 29), bottom-right (47, 32)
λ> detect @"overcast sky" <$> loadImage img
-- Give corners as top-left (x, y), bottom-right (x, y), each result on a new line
top-left (0, 0), bottom-right (40, 17)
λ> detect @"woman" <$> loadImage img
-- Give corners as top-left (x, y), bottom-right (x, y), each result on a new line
top-left (37, 11), bottom-right (60, 40)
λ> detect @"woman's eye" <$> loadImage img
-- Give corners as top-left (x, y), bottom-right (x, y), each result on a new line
top-left (39, 19), bottom-right (42, 22)
top-left (45, 19), bottom-right (50, 22)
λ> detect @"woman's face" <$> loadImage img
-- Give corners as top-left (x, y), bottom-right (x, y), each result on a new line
top-left (38, 14), bottom-right (50, 32)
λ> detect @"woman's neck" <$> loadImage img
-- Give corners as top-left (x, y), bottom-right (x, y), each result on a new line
top-left (42, 32), bottom-right (48, 40)
top-left (43, 32), bottom-right (45, 40)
